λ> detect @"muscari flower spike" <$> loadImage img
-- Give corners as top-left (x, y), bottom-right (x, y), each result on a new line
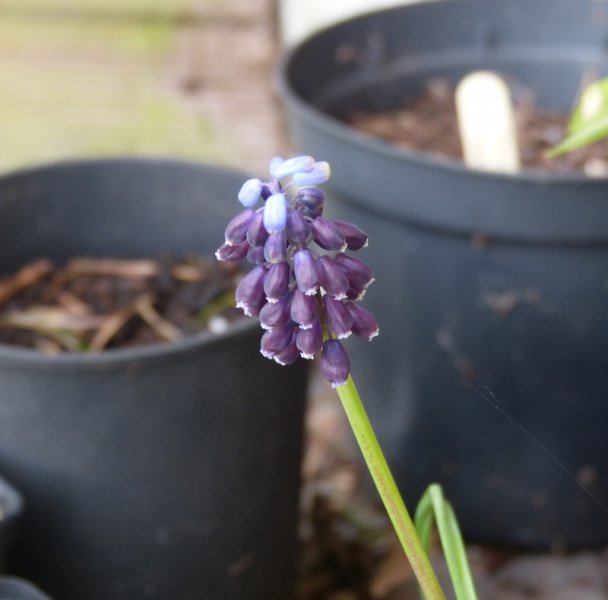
top-left (216, 155), bottom-right (378, 388)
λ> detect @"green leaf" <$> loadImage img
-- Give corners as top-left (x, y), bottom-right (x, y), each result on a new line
top-left (548, 78), bottom-right (608, 156)
top-left (547, 112), bottom-right (608, 157)
top-left (568, 79), bottom-right (608, 134)
top-left (414, 484), bottom-right (479, 600)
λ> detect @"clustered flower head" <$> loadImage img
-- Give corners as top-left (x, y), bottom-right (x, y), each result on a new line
top-left (216, 155), bottom-right (378, 388)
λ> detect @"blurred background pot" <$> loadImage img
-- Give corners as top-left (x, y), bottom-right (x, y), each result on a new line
top-left (279, 0), bottom-right (608, 547)
top-left (0, 158), bottom-right (307, 599)
top-left (0, 477), bottom-right (22, 573)
top-left (0, 577), bottom-right (51, 600)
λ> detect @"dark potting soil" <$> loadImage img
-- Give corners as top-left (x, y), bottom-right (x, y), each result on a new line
top-left (0, 256), bottom-right (243, 353)
top-left (348, 79), bottom-right (608, 176)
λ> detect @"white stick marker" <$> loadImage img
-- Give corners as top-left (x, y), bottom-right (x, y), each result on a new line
top-left (455, 71), bottom-right (520, 173)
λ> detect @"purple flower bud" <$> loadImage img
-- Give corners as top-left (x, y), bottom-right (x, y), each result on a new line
top-left (246, 211), bottom-right (269, 247)
top-left (311, 217), bottom-right (347, 252)
top-left (264, 231), bottom-right (288, 264)
top-left (320, 339), bottom-right (350, 388)
top-left (274, 334), bottom-right (300, 365)
top-left (296, 319), bottom-right (323, 359)
top-left (264, 261), bottom-right (290, 302)
top-left (238, 178), bottom-right (263, 208)
top-left (334, 253), bottom-right (374, 289)
top-left (215, 240), bottom-right (250, 262)
top-left (286, 210), bottom-right (310, 244)
top-left (292, 161), bottom-right (331, 186)
top-left (347, 302), bottom-right (379, 340)
top-left (316, 255), bottom-right (349, 300)
top-left (225, 209), bottom-right (255, 245)
top-left (261, 184), bottom-right (272, 200)
top-left (235, 266), bottom-right (267, 317)
top-left (346, 283), bottom-right (367, 301)
top-left (259, 293), bottom-right (292, 330)
top-left (290, 288), bottom-right (319, 329)
top-left (295, 187), bottom-right (325, 219)
top-left (260, 323), bottom-right (295, 359)
top-left (323, 295), bottom-right (353, 339)
top-left (246, 245), bottom-right (266, 265)
top-left (293, 249), bottom-right (319, 296)
top-left (272, 155), bottom-right (315, 179)
top-left (333, 220), bottom-right (368, 251)
top-left (263, 193), bottom-right (287, 233)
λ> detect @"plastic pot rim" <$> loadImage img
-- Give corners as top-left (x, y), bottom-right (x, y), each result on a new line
top-left (276, 7), bottom-right (607, 189)
top-left (0, 155), bottom-right (259, 372)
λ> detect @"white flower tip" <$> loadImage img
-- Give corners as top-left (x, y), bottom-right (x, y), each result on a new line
top-left (304, 287), bottom-right (318, 296)
top-left (260, 348), bottom-right (275, 359)
top-left (337, 331), bottom-right (352, 339)
top-left (367, 330), bottom-right (379, 341)
top-left (331, 379), bottom-right (348, 389)
top-left (300, 352), bottom-right (315, 360)
top-left (214, 250), bottom-right (224, 261)
top-left (236, 302), bottom-right (253, 316)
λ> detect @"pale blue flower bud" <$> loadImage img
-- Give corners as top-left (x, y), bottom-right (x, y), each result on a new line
top-left (238, 178), bottom-right (263, 208)
top-left (263, 193), bottom-right (287, 233)
top-left (272, 155), bottom-right (315, 179)
top-left (292, 161), bottom-right (331, 186)
top-left (320, 340), bottom-right (350, 388)
top-left (269, 156), bottom-right (285, 178)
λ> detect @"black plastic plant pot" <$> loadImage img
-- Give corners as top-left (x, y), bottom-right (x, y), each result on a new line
top-left (0, 577), bottom-right (51, 600)
top-left (279, 0), bottom-right (608, 548)
top-left (0, 159), bottom-right (308, 599)
top-left (0, 477), bottom-right (23, 573)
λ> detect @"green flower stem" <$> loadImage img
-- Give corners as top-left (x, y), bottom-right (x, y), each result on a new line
top-left (335, 374), bottom-right (446, 600)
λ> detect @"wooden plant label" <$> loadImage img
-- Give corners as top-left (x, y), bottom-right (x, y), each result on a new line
top-left (455, 71), bottom-right (520, 173)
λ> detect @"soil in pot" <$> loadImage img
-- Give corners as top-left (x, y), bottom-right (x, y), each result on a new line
top-left (0, 255), bottom-right (243, 354)
top-left (347, 78), bottom-right (608, 176)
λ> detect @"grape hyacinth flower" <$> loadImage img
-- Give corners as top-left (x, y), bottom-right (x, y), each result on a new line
top-left (216, 155), bottom-right (378, 388)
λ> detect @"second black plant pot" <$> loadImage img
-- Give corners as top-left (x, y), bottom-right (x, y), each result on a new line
top-left (279, 0), bottom-right (608, 547)
top-left (0, 477), bottom-right (22, 574)
top-left (0, 158), bottom-right (307, 599)
top-left (0, 578), bottom-right (51, 600)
